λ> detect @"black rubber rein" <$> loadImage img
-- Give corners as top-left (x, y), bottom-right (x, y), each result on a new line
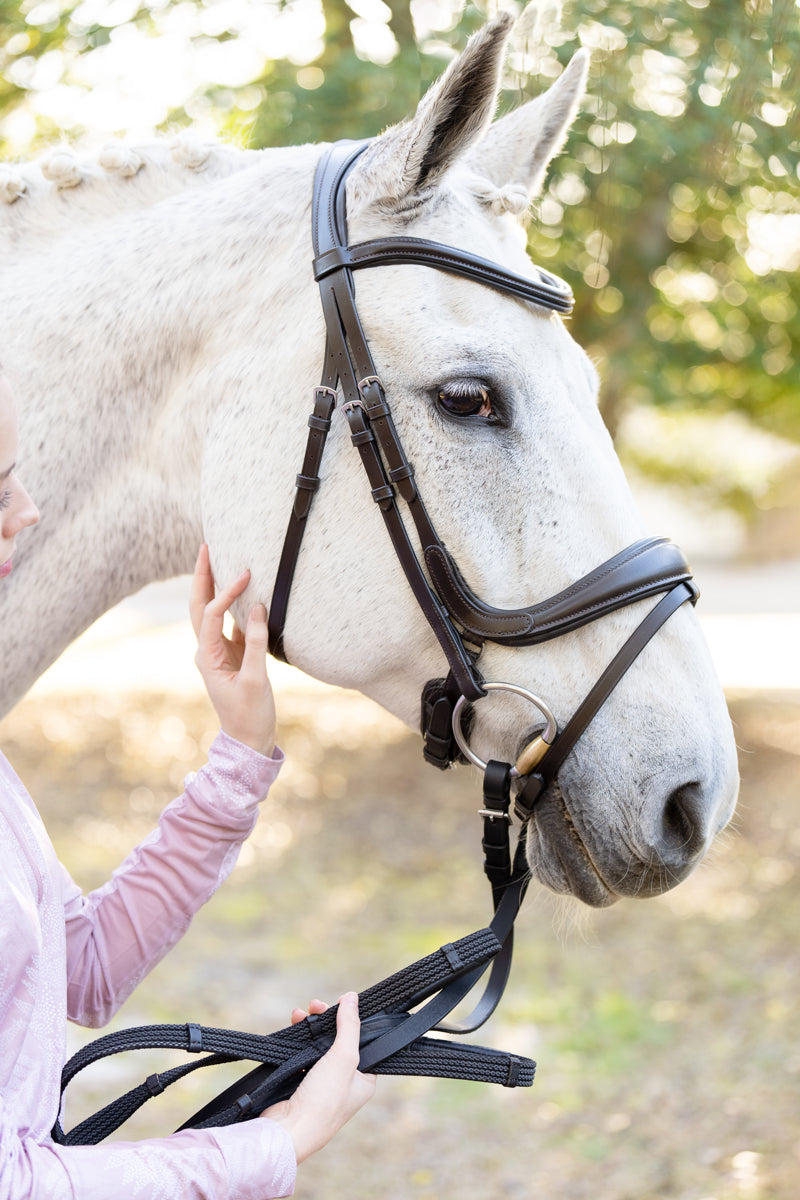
top-left (53, 927), bottom-right (534, 1145)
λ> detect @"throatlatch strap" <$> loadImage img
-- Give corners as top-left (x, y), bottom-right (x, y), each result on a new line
top-left (267, 377), bottom-right (337, 660)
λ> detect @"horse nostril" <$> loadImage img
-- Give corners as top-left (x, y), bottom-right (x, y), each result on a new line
top-left (660, 782), bottom-right (705, 860)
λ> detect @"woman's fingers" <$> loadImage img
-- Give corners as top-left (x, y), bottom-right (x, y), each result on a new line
top-left (261, 992), bottom-right (375, 1163)
top-left (190, 544), bottom-right (251, 641)
top-left (291, 998), bottom-right (329, 1025)
top-left (196, 570), bottom-right (251, 664)
top-left (190, 546), bottom-right (277, 755)
top-left (331, 992), bottom-right (362, 1063)
top-left (239, 603), bottom-right (269, 682)
top-left (189, 544), bottom-right (214, 636)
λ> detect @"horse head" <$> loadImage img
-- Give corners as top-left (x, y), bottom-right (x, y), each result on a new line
top-left (0, 17), bottom-right (738, 906)
top-left (201, 17), bottom-right (738, 905)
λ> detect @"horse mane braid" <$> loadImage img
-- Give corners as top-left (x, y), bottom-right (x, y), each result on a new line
top-left (0, 133), bottom-right (254, 212)
top-left (0, 166), bottom-right (26, 203)
top-left (464, 173), bottom-right (530, 219)
top-left (97, 143), bottom-right (144, 178)
top-left (41, 148), bottom-right (84, 189)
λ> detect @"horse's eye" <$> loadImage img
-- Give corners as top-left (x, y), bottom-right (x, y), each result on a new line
top-left (436, 381), bottom-right (496, 421)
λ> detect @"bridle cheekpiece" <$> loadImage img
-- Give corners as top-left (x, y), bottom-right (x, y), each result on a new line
top-left (267, 139), bottom-right (697, 792)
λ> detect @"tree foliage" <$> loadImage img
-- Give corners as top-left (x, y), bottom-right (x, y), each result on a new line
top-left (521, 0), bottom-right (800, 448)
top-left (1, 0), bottom-right (798, 450)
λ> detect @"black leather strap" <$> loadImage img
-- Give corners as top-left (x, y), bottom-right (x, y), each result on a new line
top-left (268, 384), bottom-right (338, 661)
top-left (434, 761), bottom-right (521, 1035)
top-left (341, 391), bottom-right (485, 701)
top-left (313, 239), bottom-right (574, 312)
top-left (515, 580), bottom-right (698, 819)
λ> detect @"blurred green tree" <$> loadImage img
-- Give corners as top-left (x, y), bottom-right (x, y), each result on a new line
top-left (520, 0), bottom-right (800, 453)
top-left (1, 0), bottom-right (798, 457)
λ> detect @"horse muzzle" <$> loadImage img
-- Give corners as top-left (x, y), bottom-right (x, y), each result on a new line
top-left (525, 772), bottom-right (721, 907)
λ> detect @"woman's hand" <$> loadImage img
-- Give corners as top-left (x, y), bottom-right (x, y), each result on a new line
top-left (262, 993), bottom-right (377, 1164)
top-left (190, 544), bottom-right (277, 757)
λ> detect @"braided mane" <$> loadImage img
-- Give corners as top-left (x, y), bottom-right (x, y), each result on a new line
top-left (0, 133), bottom-right (260, 250)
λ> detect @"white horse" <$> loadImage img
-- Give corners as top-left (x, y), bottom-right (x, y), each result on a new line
top-left (0, 16), bottom-right (737, 907)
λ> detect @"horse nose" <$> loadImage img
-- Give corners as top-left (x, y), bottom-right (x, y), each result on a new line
top-left (642, 780), bottom-right (711, 890)
top-left (661, 781), bottom-right (707, 858)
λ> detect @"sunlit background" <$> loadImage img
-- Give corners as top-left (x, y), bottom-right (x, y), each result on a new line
top-left (2, 0), bottom-right (798, 523)
top-left (1, 2), bottom-right (799, 1198)
top-left (2, 0), bottom-right (798, 689)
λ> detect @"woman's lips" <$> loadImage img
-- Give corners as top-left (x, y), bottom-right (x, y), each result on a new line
top-left (0, 557), bottom-right (13, 578)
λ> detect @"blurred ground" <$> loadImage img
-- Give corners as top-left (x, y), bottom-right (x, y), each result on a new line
top-left (1, 545), bottom-right (798, 1200)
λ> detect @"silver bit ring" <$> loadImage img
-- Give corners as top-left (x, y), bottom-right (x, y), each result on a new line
top-left (452, 682), bottom-right (558, 778)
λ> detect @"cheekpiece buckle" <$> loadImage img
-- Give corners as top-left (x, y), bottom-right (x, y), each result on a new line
top-left (313, 385), bottom-right (338, 405)
top-left (358, 375), bottom-right (383, 395)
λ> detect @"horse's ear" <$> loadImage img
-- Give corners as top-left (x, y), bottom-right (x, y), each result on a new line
top-left (469, 49), bottom-right (589, 201)
top-left (348, 14), bottom-right (513, 209)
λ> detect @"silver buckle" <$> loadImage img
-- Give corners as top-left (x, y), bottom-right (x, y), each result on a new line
top-left (358, 374), bottom-right (383, 395)
top-left (313, 385), bottom-right (338, 404)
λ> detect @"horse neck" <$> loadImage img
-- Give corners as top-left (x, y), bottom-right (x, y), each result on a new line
top-left (0, 143), bottom-right (321, 713)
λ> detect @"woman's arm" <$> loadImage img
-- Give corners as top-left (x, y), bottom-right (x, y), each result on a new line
top-left (63, 732), bottom-right (283, 1027)
top-left (64, 546), bottom-right (282, 1026)
top-left (0, 1097), bottom-right (297, 1200)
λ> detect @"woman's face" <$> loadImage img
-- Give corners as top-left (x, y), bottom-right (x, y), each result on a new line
top-left (0, 373), bottom-right (39, 579)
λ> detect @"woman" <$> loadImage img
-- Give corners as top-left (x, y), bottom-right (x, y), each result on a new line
top-left (0, 367), bottom-right (375, 1199)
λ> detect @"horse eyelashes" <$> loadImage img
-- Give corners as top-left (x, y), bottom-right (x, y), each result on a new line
top-left (436, 381), bottom-right (500, 422)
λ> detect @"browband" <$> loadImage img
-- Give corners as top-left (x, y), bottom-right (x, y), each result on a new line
top-left (311, 139), bottom-right (574, 314)
top-left (313, 240), bottom-right (574, 313)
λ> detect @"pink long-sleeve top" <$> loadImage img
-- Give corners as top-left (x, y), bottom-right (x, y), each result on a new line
top-left (0, 731), bottom-right (297, 1200)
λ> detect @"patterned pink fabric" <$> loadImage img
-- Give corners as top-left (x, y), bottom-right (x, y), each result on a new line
top-left (0, 731), bottom-right (297, 1199)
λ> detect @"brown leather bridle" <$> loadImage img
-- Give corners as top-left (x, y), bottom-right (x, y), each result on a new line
top-left (49, 148), bottom-right (708, 1143)
top-left (267, 138), bottom-right (698, 796)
